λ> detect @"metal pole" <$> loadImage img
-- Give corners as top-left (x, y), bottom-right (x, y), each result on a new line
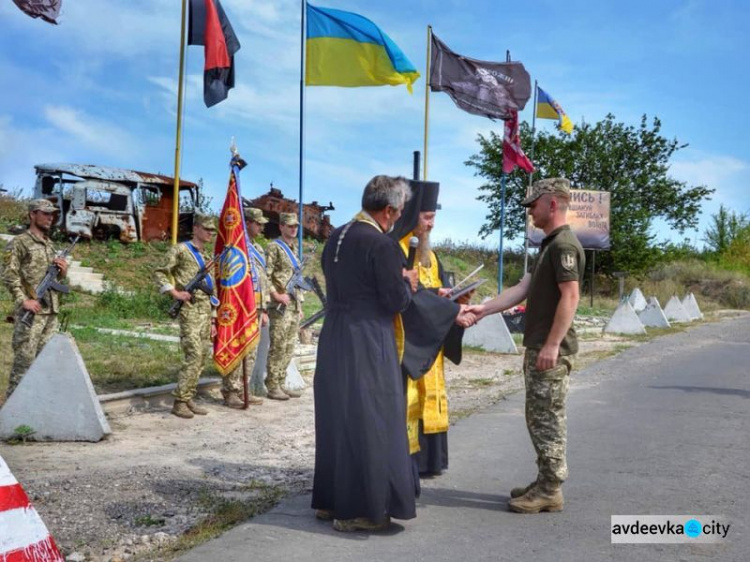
top-left (171, 0), bottom-right (188, 245)
top-left (523, 80), bottom-right (538, 272)
top-left (498, 173), bottom-right (507, 293)
top-left (590, 250), bottom-right (596, 308)
top-left (297, 0), bottom-right (306, 260)
top-left (423, 25), bottom-right (432, 180)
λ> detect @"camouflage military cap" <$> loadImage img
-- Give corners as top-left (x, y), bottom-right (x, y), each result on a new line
top-left (279, 212), bottom-right (299, 226)
top-left (521, 178), bottom-right (571, 207)
top-left (244, 207), bottom-right (269, 225)
top-left (28, 198), bottom-right (58, 213)
top-left (194, 215), bottom-right (217, 231)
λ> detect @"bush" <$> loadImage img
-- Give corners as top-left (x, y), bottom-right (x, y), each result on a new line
top-left (0, 189), bottom-right (29, 233)
top-left (643, 260), bottom-right (750, 310)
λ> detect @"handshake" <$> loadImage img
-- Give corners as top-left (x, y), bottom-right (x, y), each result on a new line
top-left (455, 303), bottom-right (490, 328)
top-left (435, 287), bottom-right (487, 329)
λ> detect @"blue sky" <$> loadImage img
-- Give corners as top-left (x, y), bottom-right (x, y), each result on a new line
top-left (1, 0), bottom-right (748, 249)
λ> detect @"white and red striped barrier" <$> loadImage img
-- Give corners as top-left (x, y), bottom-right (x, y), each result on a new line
top-left (0, 455), bottom-right (63, 562)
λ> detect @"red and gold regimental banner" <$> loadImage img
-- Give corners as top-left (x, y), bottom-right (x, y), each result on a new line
top-left (213, 159), bottom-right (260, 375)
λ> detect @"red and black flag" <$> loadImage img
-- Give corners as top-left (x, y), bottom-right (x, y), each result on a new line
top-left (188, 0), bottom-right (241, 108)
top-left (11, 0), bottom-right (62, 24)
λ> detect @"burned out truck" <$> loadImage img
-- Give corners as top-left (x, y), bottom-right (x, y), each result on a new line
top-left (34, 163), bottom-right (200, 243)
top-left (245, 186), bottom-right (334, 240)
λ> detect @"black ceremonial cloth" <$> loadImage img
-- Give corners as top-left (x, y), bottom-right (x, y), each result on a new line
top-left (401, 255), bottom-right (463, 381)
top-left (312, 220), bottom-right (417, 522)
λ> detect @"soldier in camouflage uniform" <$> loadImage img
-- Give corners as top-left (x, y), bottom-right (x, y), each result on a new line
top-left (2, 199), bottom-right (69, 399)
top-left (222, 208), bottom-right (268, 409)
top-left (153, 215), bottom-right (218, 419)
top-left (467, 178), bottom-right (585, 513)
top-left (265, 212), bottom-right (304, 401)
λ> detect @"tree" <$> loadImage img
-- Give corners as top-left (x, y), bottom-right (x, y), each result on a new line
top-left (703, 204), bottom-right (749, 254)
top-left (465, 114), bottom-right (715, 275)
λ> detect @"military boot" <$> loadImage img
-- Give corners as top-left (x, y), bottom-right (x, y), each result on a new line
top-left (510, 478), bottom-right (539, 499)
top-left (508, 483), bottom-right (563, 514)
top-left (282, 387), bottom-right (302, 398)
top-left (186, 399), bottom-right (209, 415)
top-left (172, 400), bottom-right (194, 419)
top-left (222, 390), bottom-right (245, 410)
top-left (267, 387), bottom-right (290, 401)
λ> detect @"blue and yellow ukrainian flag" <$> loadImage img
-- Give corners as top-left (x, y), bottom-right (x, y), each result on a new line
top-left (536, 86), bottom-right (574, 134)
top-left (305, 4), bottom-right (420, 93)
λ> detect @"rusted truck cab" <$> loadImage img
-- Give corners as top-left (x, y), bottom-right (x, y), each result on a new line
top-left (34, 163), bottom-right (199, 242)
top-left (246, 187), bottom-right (334, 241)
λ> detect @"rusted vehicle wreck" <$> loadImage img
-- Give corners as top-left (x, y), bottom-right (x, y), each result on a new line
top-left (244, 186), bottom-right (334, 240)
top-left (34, 163), bottom-right (200, 242)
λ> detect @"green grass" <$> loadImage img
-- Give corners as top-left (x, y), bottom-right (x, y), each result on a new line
top-left (68, 325), bottom-right (226, 394)
top-left (141, 483), bottom-right (286, 561)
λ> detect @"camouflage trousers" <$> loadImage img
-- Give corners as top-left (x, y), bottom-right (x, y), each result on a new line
top-left (266, 308), bottom-right (299, 391)
top-left (174, 302), bottom-right (212, 402)
top-left (523, 349), bottom-right (575, 486)
top-left (7, 312), bottom-right (58, 398)
top-left (223, 344), bottom-right (259, 395)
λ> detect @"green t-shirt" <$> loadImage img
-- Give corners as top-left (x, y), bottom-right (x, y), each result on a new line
top-left (523, 225), bottom-right (585, 355)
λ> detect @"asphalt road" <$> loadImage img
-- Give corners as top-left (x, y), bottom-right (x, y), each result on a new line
top-left (179, 313), bottom-right (749, 562)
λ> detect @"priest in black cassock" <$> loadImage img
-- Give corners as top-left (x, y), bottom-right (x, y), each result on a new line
top-left (390, 180), bottom-right (468, 477)
top-left (311, 175), bottom-right (418, 533)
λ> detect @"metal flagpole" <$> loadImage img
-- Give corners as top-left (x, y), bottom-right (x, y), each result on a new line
top-left (498, 173), bottom-right (507, 293)
top-left (497, 50), bottom-right (512, 294)
top-left (171, 0), bottom-right (188, 245)
top-left (522, 80), bottom-right (539, 272)
top-left (423, 25), bottom-right (432, 180)
top-left (297, 0), bottom-right (306, 260)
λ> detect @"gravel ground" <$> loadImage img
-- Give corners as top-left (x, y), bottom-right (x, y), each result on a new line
top-left (2, 322), bottom-right (628, 562)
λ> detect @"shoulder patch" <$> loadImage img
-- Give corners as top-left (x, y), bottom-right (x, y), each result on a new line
top-left (561, 251), bottom-right (576, 271)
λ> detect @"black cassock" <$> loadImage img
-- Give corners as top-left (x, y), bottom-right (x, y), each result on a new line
top-left (312, 220), bottom-right (417, 522)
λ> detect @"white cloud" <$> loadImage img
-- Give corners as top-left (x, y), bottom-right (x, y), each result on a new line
top-left (43, 105), bottom-right (139, 158)
top-left (670, 153), bottom-right (747, 208)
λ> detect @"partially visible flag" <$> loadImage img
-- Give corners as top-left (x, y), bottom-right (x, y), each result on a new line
top-left (305, 3), bottom-right (420, 93)
top-left (503, 110), bottom-right (534, 174)
top-left (429, 33), bottom-right (531, 120)
top-left (536, 86), bottom-right (574, 134)
top-left (11, 0), bottom-right (61, 24)
top-left (188, 0), bottom-right (240, 108)
top-left (213, 156), bottom-right (260, 375)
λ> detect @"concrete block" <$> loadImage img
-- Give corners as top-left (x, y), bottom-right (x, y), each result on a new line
top-left (463, 306), bottom-right (519, 354)
top-left (682, 293), bottom-right (703, 320)
top-left (638, 297), bottom-right (671, 328)
top-left (664, 295), bottom-right (692, 323)
top-left (604, 300), bottom-right (647, 335)
top-left (285, 361), bottom-right (306, 391)
top-left (628, 288), bottom-right (648, 312)
top-left (0, 333), bottom-right (111, 442)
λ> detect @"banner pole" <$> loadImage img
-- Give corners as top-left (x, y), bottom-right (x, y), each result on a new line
top-left (423, 25), bottom-right (432, 180)
top-left (171, 0), bottom-right (188, 245)
top-left (498, 173), bottom-right (507, 293)
top-left (590, 250), bottom-right (595, 308)
top-left (523, 80), bottom-right (538, 272)
top-left (297, 0), bottom-right (307, 260)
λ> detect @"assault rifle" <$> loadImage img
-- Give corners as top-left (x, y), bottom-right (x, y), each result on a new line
top-left (19, 235), bottom-right (80, 328)
top-left (299, 275), bottom-right (326, 330)
top-left (167, 247), bottom-right (230, 319)
top-left (276, 242), bottom-right (317, 314)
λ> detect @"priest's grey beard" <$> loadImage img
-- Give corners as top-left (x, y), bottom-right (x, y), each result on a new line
top-left (417, 232), bottom-right (432, 268)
